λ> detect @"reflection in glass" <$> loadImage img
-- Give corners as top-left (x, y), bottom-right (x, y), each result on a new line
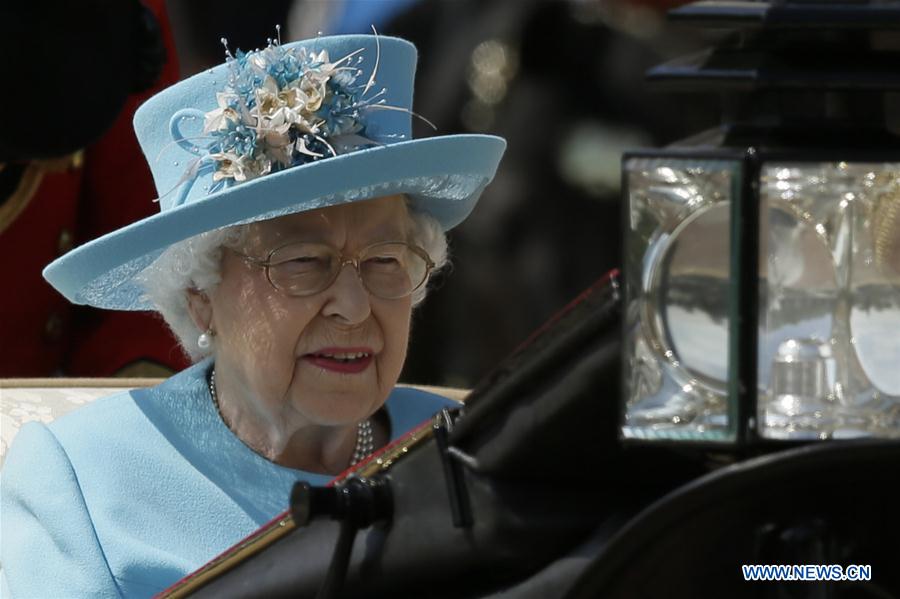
top-left (623, 158), bottom-right (738, 441)
top-left (766, 338), bottom-right (837, 438)
top-left (625, 158), bottom-right (900, 443)
top-left (760, 162), bottom-right (900, 439)
top-left (662, 202), bottom-right (731, 392)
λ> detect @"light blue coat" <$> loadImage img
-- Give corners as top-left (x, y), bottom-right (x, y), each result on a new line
top-left (1, 360), bottom-right (456, 598)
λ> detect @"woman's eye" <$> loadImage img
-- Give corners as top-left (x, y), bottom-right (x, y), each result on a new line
top-left (289, 256), bottom-right (322, 264)
top-left (366, 255), bottom-right (403, 267)
top-left (363, 256), bottom-right (403, 275)
top-left (277, 255), bottom-right (329, 275)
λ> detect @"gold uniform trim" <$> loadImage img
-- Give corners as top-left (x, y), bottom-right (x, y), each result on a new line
top-left (0, 163), bottom-right (44, 236)
top-left (0, 152), bottom-right (83, 236)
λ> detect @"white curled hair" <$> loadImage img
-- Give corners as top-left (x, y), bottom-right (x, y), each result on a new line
top-left (140, 206), bottom-right (448, 362)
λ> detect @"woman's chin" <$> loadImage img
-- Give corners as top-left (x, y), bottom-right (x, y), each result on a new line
top-left (291, 358), bottom-right (388, 423)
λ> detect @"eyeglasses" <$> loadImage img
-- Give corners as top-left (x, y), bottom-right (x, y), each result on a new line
top-left (230, 241), bottom-right (435, 300)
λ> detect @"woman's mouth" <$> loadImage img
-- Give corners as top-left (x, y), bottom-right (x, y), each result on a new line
top-left (303, 349), bottom-right (374, 374)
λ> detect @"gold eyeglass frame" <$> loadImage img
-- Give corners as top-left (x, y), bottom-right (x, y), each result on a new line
top-left (227, 240), bottom-right (436, 300)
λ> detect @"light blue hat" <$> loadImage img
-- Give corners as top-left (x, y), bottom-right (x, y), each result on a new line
top-left (43, 34), bottom-right (506, 310)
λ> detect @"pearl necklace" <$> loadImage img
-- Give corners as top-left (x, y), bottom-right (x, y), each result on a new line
top-left (351, 418), bottom-right (374, 466)
top-left (208, 369), bottom-right (374, 467)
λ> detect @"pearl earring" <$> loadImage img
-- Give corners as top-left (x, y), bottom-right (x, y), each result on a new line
top-left (198, 329), bottom-right (214, 350)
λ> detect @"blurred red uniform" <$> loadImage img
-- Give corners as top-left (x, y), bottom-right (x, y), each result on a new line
top-left (0, 0), bottom-right (190, 377)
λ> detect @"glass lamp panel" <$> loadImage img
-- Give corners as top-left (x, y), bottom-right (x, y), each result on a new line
top-left (759, 162), bottom-right (900, 439)
top-left (623, 156), bottom-right (741, 442)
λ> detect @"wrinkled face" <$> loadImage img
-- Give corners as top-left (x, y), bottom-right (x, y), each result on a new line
top-left (207, 195), bottom-right (414, 428)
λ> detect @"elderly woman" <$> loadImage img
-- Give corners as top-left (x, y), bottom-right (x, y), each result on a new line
top-left (1, 34), bottom-right (504, 597)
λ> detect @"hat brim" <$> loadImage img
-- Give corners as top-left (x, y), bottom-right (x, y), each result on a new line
top-left (43, 134), bottom-right (505, 310)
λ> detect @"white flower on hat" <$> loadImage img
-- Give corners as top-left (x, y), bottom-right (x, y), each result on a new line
top-left (209, 151), bottom-right (272, 183)
top-left (197, 40), bottom-right (374, 185)
top-left (165, 31), bottom-right (434, 195)
top-left (204, 92), bottom-right (244, 133)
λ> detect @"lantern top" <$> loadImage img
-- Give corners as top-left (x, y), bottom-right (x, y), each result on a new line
top-left (648, 0), bottom-right (900, 93)
top-left (668, 1), bottom-right (900, 30)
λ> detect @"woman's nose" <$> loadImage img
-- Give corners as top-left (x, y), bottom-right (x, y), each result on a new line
top-left (320, 262), bottom-right (372, 324)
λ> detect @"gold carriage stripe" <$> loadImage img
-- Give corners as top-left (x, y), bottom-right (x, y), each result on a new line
top-left (157, 420), bottom-right (437, 598)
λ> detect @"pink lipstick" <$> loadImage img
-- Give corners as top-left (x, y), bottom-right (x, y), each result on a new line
top-left (303, 347), bottom-right (374, 374)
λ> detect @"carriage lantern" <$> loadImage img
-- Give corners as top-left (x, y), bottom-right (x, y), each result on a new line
top-left (622, 0), bottom-right (900, 445)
